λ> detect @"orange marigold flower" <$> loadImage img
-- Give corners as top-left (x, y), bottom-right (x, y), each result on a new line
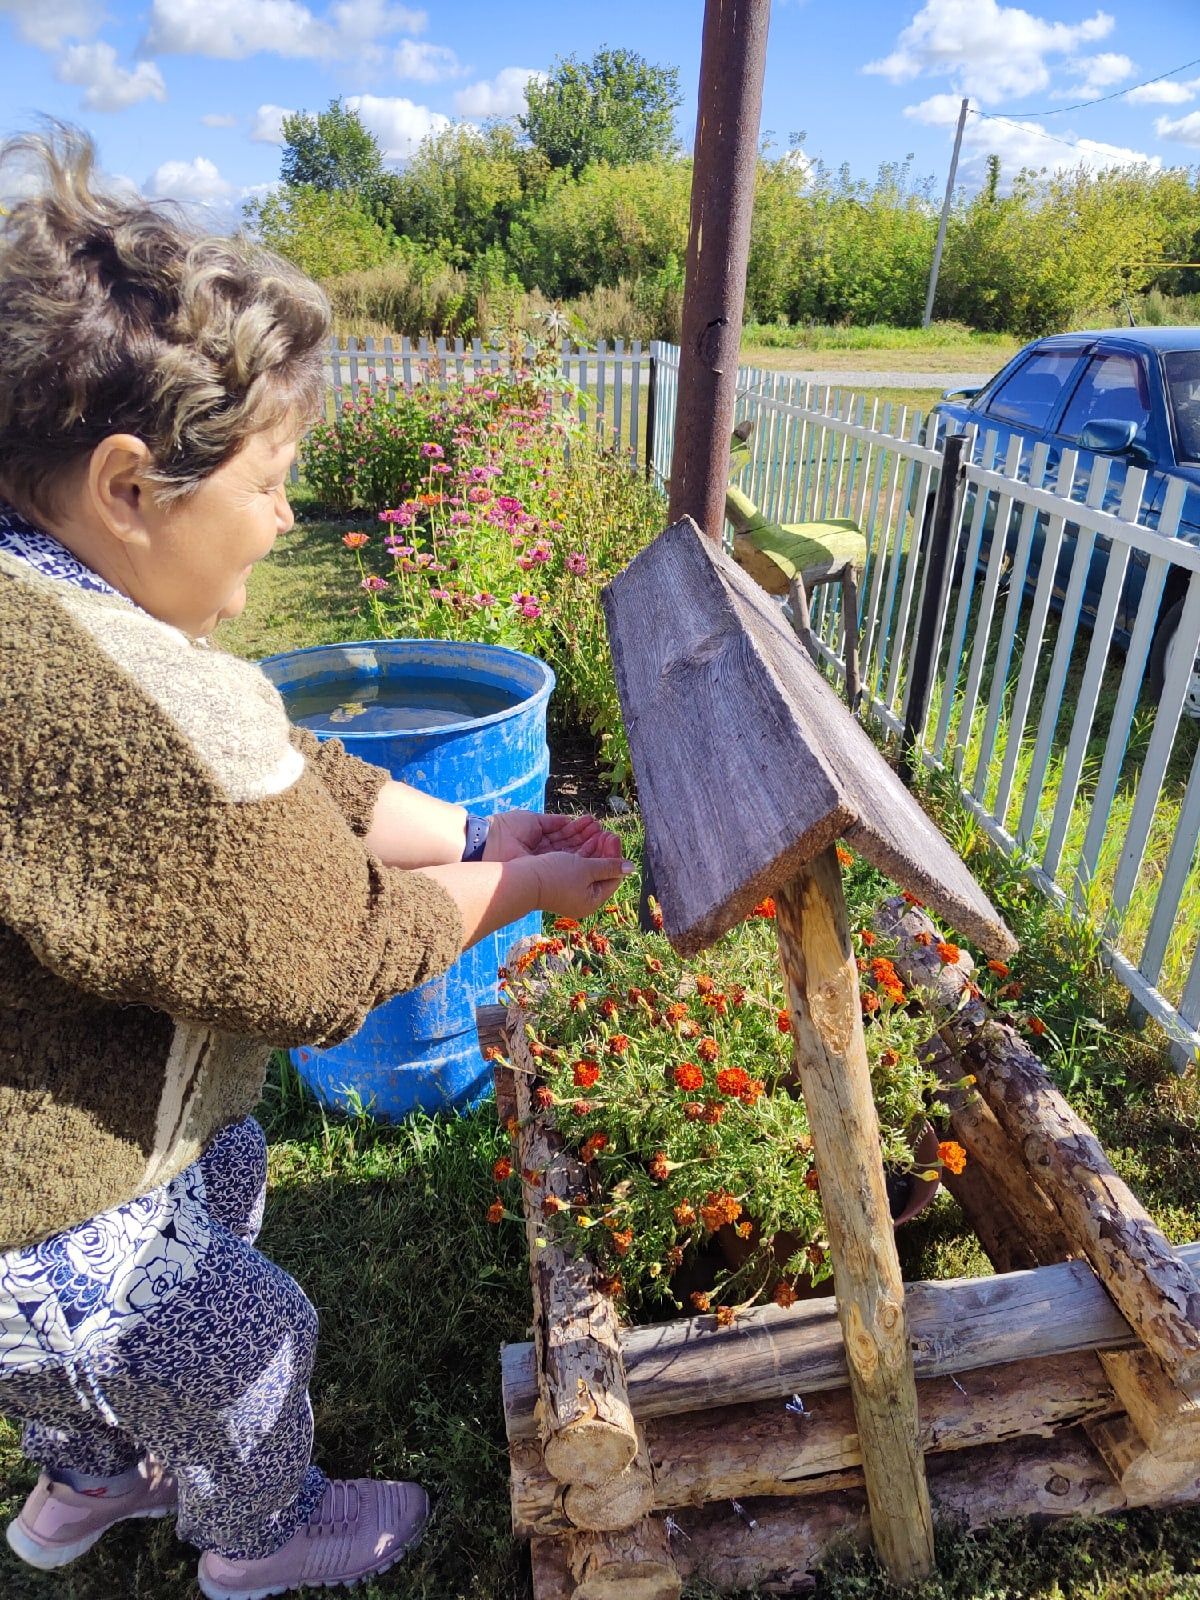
top-left (700, 1189), bottom-right (742, 1231)
top-left (580, 1133), bottom-right (609, 1163)
top-left (751, 896), bottom-right (777, 919)
top-left (695, 974), bottom-right (716, 995)
top-left (505, 1115), bottom-right (520, 1138)
top-left (903, 891), bottom-right (925, 907)
top-left (666, 1245), bottom-right (684, 1270)
top-left (553, 917), bottom-right (580, 931)
top-left (807, 1244), bottom-right (825, 1266)
top-left (680, 1018), bottom-right (702, 1038)
top-left (777, 1010), bottom-right (792, 1034)
top-left (645, 956), bottom-right (664, 973)
top-left (522, 1167), bottom-right (543, 1188)
top-left (650, 906), bottom-right (664, 931)
top-left (588, 933), bottom-right (611, 955)
top-left (611, 1227), bottom-right (634, 1257)
top-left (607, 1034), bottom-right (631, 1055)
top-left (342, 531), bottom-right (369, 548)
top-left (938, 1141), bottom-right (967, 1176)
top-left (836, 845), bottom-right (853, 868)
top-left (486, 1199), bottom-right (504, 1224)
top-left (1026, 1015), bottom-right (1047, 1037)
top-left (700, 1101), bottom-right (725, 1125)
top-left (664, 1002), bottom-right (689, 1026)
top-left (773, 1281), bottom-right (799, 1307)
top-left (684, 1101), bottom-right (704, 1121)
top-left (879, 1049), bottom-right (899, 1070)
top-left (492, 1157), bottom-right (513, 1182)
top-left (571, 1100), bottom-right (593, 1116)
top-left (862, 991), bottom-right (880, 1015)
top-left (730, 985), bottom-right (747, 1007)
top-left (860, 930), bottom-right (877, 947)
top-left (936, 941), bottom-right (961, 965)
top-left (716, 1304), bottom-right (736, 1328)
top-left (599, 1274), bottom-right (623, 1298)
top-left (648, 1150), bottom-right (671, 1181)
top-left (690, 1291), bottom-right (711, 1313)
top-left (735, 1220), bottom-right (753, 1239)
top-left (600, 997), bottom-right (619, 1020)
top-left (739, 1077), bottom-right (765, 1108)
top-left (804, 1168), bottom-right (820, 1191)
top-left (533, 1085), bottom-right (555, 1110)
top-left (697, 1037), bottom-right (719, 1063)
top-left (569, 992), bottom-right (588, 1013)
top-left (626, 987), bottom-right (643, 1005)
top-left (701, 992), bottom-right (729, 1016)
top-left (673, 1200), bottom-right (697, 1227)
top-left (543, 1195), bottom-right (563, 1214)
top-left (987, 959), bottom-right (1010, 977)
top-left (857, 957), bottom-right (869, 973)
top-left (999, 980), bottom-right (1025, 1001)
top-left (673, 1061), bottom-right (704, 1091)
top-left (716, 1066), bottom-right (751, 1098)
top-left (573, 1060), bottom-right (601, 1089)
top-left (914, 930), bottom-right (933, 947)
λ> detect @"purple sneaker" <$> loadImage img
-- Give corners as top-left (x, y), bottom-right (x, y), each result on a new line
top-left (197, 1478), bottom-right (429, 1600)
top-left (6, 1458), bottom-right (177, 1570)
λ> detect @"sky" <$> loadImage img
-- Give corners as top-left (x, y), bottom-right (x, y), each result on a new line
top-left (3, 0), bottom-right (1200, 226)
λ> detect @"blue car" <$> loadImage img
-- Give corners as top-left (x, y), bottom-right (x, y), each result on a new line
top-left (932, 328), bottom-right (1200, 717)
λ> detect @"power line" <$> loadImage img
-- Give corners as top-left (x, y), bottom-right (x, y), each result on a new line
top-left (991, 54), bottom-right (1200, 119)
top-left (968, 108), bottom-right (1114, 158)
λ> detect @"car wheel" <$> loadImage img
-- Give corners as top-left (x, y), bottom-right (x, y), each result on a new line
top-left (1149, 597), bottom-right (1200, 720)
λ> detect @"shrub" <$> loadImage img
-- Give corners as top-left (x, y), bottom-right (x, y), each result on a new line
top-left (242, 185), bottom-right (396, 281)
top-left (321, 246), bottom-right (472, 339)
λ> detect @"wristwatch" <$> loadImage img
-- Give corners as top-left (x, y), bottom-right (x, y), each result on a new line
top-left (462, 812), bottom-right (490, 862)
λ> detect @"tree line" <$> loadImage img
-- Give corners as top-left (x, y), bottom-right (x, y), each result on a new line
top-left (242, 50), bottom-right (1200, 342)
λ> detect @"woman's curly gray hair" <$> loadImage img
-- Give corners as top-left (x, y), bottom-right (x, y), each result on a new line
top-left (0, 126), bottom-right (329, 516)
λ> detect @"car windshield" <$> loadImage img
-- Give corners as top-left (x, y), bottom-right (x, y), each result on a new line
top-left (1166, 350), bottom-right (1200, 464)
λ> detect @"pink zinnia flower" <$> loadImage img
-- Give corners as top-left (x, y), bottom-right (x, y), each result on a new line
top-left (497, 496), bottom-right (524, 514)
top-left (420, 442), bottom-right (445, 459)
top-left (429, 588), bottom-right (452, 601)
top-left (528, 542), bottom-right (552, 564)
top-left (471, 591), bottom-right (497, 608)
top-left (520, 601), bottom-right (542, 619)
top-left (566, 552), bottom-right (588, 576)
top-left (361, 575), bottom-right (389, 593)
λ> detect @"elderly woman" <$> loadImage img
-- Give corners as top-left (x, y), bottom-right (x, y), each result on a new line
top-left (0, 129), bottom-right (627, 1600)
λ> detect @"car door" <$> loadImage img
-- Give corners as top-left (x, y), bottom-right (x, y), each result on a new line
top-left (1052, 344), bottom-right (1162, 631)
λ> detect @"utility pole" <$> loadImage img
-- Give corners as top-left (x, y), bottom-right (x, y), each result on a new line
top-left (922, 96), bottom-right (969, 330)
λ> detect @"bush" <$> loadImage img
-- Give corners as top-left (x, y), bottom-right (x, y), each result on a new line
top-left (326, 355), bottom-right (665, 784)
top-left (321, 246), bottom-right (472, 339)
top-left (242, 185), bottom-right (395, 281)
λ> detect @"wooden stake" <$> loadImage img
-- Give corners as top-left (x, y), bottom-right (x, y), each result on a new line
top-left (775, 847), bottom-right (935, 1583)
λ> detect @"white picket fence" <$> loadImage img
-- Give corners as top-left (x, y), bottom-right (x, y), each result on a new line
top-left (650, 340), bottom-right (1200, 1067)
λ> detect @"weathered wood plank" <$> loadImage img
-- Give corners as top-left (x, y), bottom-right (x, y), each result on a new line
top-left (508, 1014), bottom-right (639, 1488)
top-left (500, 1241), bottom-right (1200, 1441)
top-left (510, 1350), bottom-right (1119, 1534)
top-left (776, 853), bottom-right (933, 1581)
top-left (566, 1518), bottom-right (680, 1600)
top-left (601, 517), bottom-right (1014, 958)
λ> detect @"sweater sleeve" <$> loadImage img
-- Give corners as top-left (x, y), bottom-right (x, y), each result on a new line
top-left (0, 580), bottom-right (464, 1048)
top-left (289, 726), bottom-right (391, 836)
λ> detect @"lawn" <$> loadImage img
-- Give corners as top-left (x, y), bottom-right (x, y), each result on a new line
top-left (740, 321), bottom-right (1018, 379)
top-left (2, 509), bottom-right (1199, 1600)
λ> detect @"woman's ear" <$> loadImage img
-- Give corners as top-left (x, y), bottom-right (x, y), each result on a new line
top-left (85, 435), bottom-right (156, 550)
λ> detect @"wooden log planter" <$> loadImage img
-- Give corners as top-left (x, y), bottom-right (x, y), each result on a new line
top-left (486, 518), bottom-right (1200, 1598)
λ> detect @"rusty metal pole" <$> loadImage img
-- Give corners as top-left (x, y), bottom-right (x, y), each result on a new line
top-left (668, 0), bottom-right (772, 539)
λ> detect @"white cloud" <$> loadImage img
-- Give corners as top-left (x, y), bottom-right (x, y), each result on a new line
top-left (201, 112), bottom-right (238, 127)
top-left (904, 92), bottom-right (974, 125)
top-left (865, 0), bottom-right (1115, 103)
top-left (147, 155), bottom-right (234, 206)
top-left (344, 93), bottom-right (450, 158)
top-left (393, 39), bottom-right (462, 82)
top-left (0, 0), bottom-right (100, 49)
top-left (1155, 111), bottom-right (1200, 148)
top-left (55, 42), bottom-right (167, 112)
top-left (906, 90), bottom-right (1158, 181)
top-left (1062, 50), bottom-right (1131, 97)
top-left (251, 104), bottom-right (294, 144)
top-left (453, 66), bottom-right (545, 119)
top-left (142, 0), bottom-right (425, 61)
top-left (1128, 77), bottom-right (1200, 106)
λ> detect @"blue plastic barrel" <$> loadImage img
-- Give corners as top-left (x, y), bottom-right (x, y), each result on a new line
top-left (260, 639), bottom-right (554, 1118)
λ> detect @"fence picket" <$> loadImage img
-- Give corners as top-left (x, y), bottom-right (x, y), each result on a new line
top-left (347, 334), bottom-right (359, 391)
top-left (932, 428), bottom-right (1001, 758)
top-left (630, 341), bottom-right (642, 465)
top-left (1140, 732), bottom-right (1200, 985)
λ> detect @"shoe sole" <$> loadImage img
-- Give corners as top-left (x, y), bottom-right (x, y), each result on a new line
top-left (6, 1504), bottom-right (173, 1571)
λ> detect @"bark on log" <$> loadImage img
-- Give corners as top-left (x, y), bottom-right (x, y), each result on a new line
top-left (967, 1019), bottom-right (1200, 1391)
top-left (512, 1432), bottom-right (655, 1537)
top-left (665, 1431), bottom-right (1200, 1595)
top-left (566, 1518), bottom-right (681, 1600)
top-left (501, 1241), bottom-right (1200, 1441)
top-left (775, 853), bottom-right (934, 1583)
top-left (508, 1012), bottom-right (639, 1488)
top-left (476, 1001), bottom-right (509, 1056)
top-left (510, 1350), bottom-right (1119, 1534)
top-left (530, 1536), bottom-right (575, 1600)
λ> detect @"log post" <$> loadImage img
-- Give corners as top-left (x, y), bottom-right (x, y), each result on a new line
top-left (775, 846), bottom-right (935, 1584)
top-left (566, 1518), bottom-right (681, 1600)
top-left (1084, 1412), bottom-right (1200, 1501)
top-left (1099, 1348), bottom-right (1200, 1463)
top-left (508, 1014), bottom-right (639, 1488)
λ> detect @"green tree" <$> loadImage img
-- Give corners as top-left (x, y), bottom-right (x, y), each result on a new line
top-left (521, 48), bottom-right (681, 175)
top-left (388, 124), bottom-right (549, 265)
top-left (242, 185), bottom-right (395, 281)
top-left (280, 100), bottom-right (385, 195)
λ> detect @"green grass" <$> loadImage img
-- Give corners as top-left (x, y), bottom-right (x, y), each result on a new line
top-left (5, 504), bottom-right (1200, 1600)
top-left (740, 322), bottom-right (1017, 379)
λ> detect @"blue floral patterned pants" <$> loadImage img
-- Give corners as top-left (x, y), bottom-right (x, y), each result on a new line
top-left (0, 1121), bottom-right (327, 1559)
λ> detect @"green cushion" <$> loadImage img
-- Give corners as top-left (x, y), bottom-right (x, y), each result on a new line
top-left (746, 518), bottom-right (867, 580)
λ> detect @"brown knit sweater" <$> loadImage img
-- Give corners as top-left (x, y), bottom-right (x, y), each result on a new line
top-left (0, 552), bottom-right (464, 1251)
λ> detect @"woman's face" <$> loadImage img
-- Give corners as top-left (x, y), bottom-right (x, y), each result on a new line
top-left (134, 424), bottom-right (299, 637)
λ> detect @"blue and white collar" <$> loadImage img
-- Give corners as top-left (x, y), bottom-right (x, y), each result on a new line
top-left (0, 502), bottom-right (126, 600)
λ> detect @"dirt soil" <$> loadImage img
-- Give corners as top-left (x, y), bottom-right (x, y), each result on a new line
top-left (546, 726), bottom-right (620, 818)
